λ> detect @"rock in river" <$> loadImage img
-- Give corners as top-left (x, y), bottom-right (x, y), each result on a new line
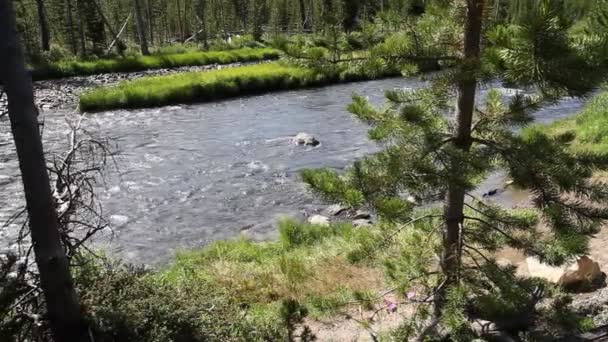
top-left (559, 256), bottom-right (606, 293)
top-left (525, 256), bottom-right (606, 293)
top-left (352, 210), bottom-right (371, 220)
top-left (325, 204), bottom-right (349, 216)
top-left (308, 215), bottom-right (330, 226)
top-left (293, 132), bottom-right (320, 146)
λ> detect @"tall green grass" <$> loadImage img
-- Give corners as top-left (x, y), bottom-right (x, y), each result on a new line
top-left (160, 218), bottom-right (387, 319)
top-left (538, 91), bottom-right (608, 155)
top-left (32, 48), bottom-right (280, 80)
top-left (79, 61), bottom-right (402, 112)
top-left (79, 63), bottom-right (318, 111)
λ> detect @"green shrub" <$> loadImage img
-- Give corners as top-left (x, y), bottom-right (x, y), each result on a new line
top-left (75, 258), bottom-right (286, 341)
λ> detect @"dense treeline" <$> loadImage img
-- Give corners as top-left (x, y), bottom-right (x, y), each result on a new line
top-left (14, 0), bottom-right (429, 62)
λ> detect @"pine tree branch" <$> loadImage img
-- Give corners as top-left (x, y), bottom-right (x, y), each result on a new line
top-left (464, 214), bottom-right (533, 251)
top-left (383, 214), bottom-right (442, 243)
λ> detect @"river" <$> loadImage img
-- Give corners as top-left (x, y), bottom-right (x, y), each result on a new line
top-left (0, 77), bottom-right (587, 264)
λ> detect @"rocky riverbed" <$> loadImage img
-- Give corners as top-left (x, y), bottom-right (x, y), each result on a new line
top-left (0, 61), bottom-right (268, 114)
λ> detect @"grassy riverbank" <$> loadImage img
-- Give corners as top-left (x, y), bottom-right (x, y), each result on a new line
top-left (540, 91), bottom-right (608, 155)
top-left (78, 61), bottom-right (404, 112)
top-left (72, 92), bottom-right (608, 340)
top-left (76, 218), bottom-right (423, 340)
top-left (32, 48), bottom-right (280, 80)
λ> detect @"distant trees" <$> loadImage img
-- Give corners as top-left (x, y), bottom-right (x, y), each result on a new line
top-left (12, 0), bottom-right (431, 61)
top-left (0, 0), bottom-right (89, 341)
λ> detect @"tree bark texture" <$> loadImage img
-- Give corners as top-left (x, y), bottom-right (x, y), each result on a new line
top-left (35, 0), bottom-right (50, 51)
top-left (435, 0), bottom-right (485, 318)
top-left (133, 0), bottom-right (150, 55)
top-left (0, 1), bottom-right (89, 341)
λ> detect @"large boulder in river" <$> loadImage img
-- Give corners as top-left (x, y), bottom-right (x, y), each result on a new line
top-left (525, 256), bottom-right (606, 293)
top-left (308, 215), bottom-right (330, 226)
top-left (559, 256), bottom-right (606, 292)
top-left (293, 132), bottom-right (320, 146)
top-left (352, 210), bottom-right (371, 220)
top-left (325, 204), bottom-right (349, 216)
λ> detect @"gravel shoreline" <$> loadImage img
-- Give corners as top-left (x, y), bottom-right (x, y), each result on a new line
top-left (0, 60), bottom-right (269, 114)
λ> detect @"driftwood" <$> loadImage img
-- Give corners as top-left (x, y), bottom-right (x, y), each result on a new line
top-left (106, 13), bottom-right (131, 56)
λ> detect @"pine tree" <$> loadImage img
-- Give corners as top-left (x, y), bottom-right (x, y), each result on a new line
top-left (301, 0), bottom-right (608, 339)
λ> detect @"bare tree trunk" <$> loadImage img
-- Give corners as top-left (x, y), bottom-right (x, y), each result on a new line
top-left (308, 0), bottom-right (314, 31)
top-left (0, 1), bottom-right (89, 341)
top-left (66, 0), bottom-right (78, 55)
top-left (92, 0), bottom-right (125, 54)
top-left (298, 0), bottom-right (308, 30)
top-left (176, 0), bottom-right (184, 41)
top-left (146, 0), bottom-right (154, 45)
top-left (133, 0), bottom-right (150, 55)
top-left (76, 0), bottom-right (87, 57)
top-left (251, 0), bottom-right (264, 41)
top-left (435, 0), bottom-right (484, 318)
top-left (35, 0), bottom-right (50, 51)
top-left (196, 0), bottom-right (209, 48)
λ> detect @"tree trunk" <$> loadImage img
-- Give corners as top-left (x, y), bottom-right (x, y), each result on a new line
top-left (308, 0), bottom-right (314, 31)
top-left (298, 0), bottom-right (308, 30)
top-left (251, 0), bottom-right (264, 41)
top-left (176, 0), bottom-right (184, 41)
top-left (133, 0), bottom-right (150, 55)
top-left (92, 0), bottom-right (124, 54)
top-left (196, 0), bottom-right (209, 48)
top-left (66, 0), bottom-right (78, 55)
top-left (435, 0), bottom-right (484, 318)
top-left (0, 1), bottom-right (89, 341)
top-left (76, 0), bottom-right (87, 57)
top-left (35, 0), bottom-right (50, 51)
top-left (146, 0), bottom-right (154, 45)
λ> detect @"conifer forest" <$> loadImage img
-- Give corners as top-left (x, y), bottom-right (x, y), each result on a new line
top-left (3, 0), bottom-right (608, 341)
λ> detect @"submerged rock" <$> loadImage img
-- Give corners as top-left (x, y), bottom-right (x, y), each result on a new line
top-left (352, 219), bottom-right (372, 227)
top-left (482, 189), bottom-right (500, 197)
top-left (325, 204), bottom-right (349, 216)
top-left (308, 215), bottom-right (330, 226)
top-left (352, 210), bottom-right (371, 220)
top-left (293, 132), bottom-right (320, 146)
top-left (110, 214), bottom-right (129, 227)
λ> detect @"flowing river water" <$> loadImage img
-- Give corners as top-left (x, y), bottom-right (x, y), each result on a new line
top-left (0, 77), bottom-right (588, 264)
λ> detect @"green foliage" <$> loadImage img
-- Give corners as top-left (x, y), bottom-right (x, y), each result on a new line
top-left (279, 217), bottom-right (353, 248)
top-left (32, 48), bottom-right (280, 80)
top-left (280, 299), bottom-right (315, 341)
top-left (569, 91), bottom-right (608, 150)
top-left (300, 1), bottom-right (608, 339)
top-left (78, 59), bottom-right (405, 111)
top-left (74, 258), bottom-right (288, 341)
